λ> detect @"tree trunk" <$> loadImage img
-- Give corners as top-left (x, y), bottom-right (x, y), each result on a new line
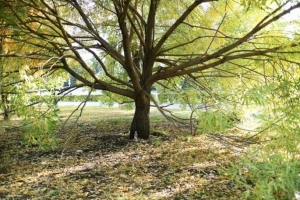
top-left (1, 93), bottom-right (9, 120)
top-left (130, 91), bottom-right (150, 139)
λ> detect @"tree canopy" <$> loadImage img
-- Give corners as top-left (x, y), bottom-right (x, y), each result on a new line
top-left (1, 1), bottom-right (300, 198)
top-left (1, 0), bottom-right (300, 139)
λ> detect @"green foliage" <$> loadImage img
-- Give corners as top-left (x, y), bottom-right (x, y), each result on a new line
top-left (228, 152), bottom-right (300, 200)
top-left (240, 0), bottom-right (282, 11)
top-left (241, 84), bottom-right (274, 107)
top-left (60, 93), bottom-right (134, 109)
top-left (178, 135), bottom-right (193, 142)
top-left (227, 72), bottom-right (300, 199)
top-left (157, 92), bottom-right (180, 104)
top-left (22, 106), bottom-right (60, 151)
top-left (13, 75), bottom-right (63, 150)
top-left (242, 75), bottom-right (300, 146)
top-left (179, 88), bottom-right (204, 109)
top-left (61, 94), bottom-right (103, 102)
top-left (197, 110), bottom-right (236, 134)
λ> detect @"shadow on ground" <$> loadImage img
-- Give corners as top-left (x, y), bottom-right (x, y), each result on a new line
top-left (0, 121), bottom-right (244, 199)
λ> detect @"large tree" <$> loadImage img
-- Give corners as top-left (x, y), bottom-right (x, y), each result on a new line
top-left (1, 0), bottom-right (300, 139)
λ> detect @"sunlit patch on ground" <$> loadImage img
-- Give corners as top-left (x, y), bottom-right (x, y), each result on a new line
top-left (0, 107), bottom-right (247, 199)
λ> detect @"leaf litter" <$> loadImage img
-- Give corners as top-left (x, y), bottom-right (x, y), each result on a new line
top-left (0, 117), bottom-right (246, 199)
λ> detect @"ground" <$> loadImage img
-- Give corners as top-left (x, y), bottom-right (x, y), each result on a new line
top-left (0, 107), bottom-right (247, 199)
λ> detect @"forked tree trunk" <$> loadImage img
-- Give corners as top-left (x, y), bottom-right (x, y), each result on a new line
top-left (130, 91), bottom-right (150, 139)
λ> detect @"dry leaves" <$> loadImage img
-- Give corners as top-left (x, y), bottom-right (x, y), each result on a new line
top-left (0, 119), bottom-right (243, 199)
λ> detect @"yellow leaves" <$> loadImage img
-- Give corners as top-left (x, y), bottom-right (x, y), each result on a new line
top-left (80, 178), bottom-right (89, 186)
top-left (11, 181), bottom-right (24, 188)
top-left (0, 112), bottom-right (243, 199)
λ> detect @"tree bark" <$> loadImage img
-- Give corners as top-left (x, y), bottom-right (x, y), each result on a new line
top-left (1, 93), bottom-right (9, 120)
top-left (130, 91), bottom-right (150, 139)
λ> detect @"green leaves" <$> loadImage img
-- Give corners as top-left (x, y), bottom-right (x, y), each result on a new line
top-left (241, 0), bottom-right (281, 11)
top-left (22, 104), bottom-right (61, 151)
top-left (226, 68), bottom-right (300, 199)
top-left (241, 84), bottom-right (275, 106)
top-left (197, 110), bottom-right (236, 133)
top-left (229, 151), bottom-right (300, 199)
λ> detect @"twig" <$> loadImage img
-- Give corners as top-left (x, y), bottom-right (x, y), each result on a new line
top-left (60, 84), bottom-right (94, 157)
top-left (60, 87), bottom-right (93, 129)
top-left (207, 132), bottom-right (258, 153)
top-left (245, 116), bottom-right (284, 140)
top-left (148, 94), bottom-right (178, 127)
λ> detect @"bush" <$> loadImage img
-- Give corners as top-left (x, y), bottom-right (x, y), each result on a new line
top-left (228, 151), bottom-right (300, 200)
top-left (197, 110), bottom-right (238, 134)
top-left (227, 76), bottom-right (300, 199)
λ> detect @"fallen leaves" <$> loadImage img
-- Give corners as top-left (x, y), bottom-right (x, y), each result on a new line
top-left (0, 117), bottom-right (245, 199)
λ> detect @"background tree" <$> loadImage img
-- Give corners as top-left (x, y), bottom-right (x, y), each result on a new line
top-left (0, 5), bottom-right (15, 119)
top-left (0, 2), bottom-right (66, 149)
top-left (0, 29), bottom-right (9, 119)
top-left (1, 0), bottom-right (300, 139)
